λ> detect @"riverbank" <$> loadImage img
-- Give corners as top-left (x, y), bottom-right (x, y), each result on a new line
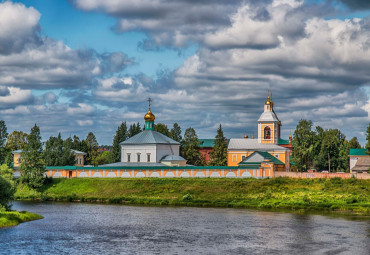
top-left (0, 211), bottom-right (43, 228)
top-left (15, 177), bottom-right (370, 215)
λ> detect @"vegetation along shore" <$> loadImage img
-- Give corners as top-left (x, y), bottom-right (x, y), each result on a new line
top-left (0, 211), bottom-right (43, 228)
top-left (15, 177), bottom-right (370, 215)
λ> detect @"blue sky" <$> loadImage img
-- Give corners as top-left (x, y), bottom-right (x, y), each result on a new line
top-left (0, 0), bottom-right (370, 145)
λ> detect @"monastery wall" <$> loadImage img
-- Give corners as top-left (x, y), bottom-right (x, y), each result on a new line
top-left (275, 171), bottom-right (370, 179)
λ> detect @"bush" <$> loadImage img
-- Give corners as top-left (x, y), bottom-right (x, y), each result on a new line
top-left (0, 175), bottom-right (15, 210)
top-left (182, 194), bottom-right (192, 201)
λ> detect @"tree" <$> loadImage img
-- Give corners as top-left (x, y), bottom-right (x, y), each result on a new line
top-left (93, 151), bottom-right (110, 166)
top-left (61, 137), bottom-right (76, 166)
top-left (292, 120), bottom-right (315, 172)
top-left (0, 120), bottom-right (8, 165)
top-left (181, 127), bottom-right (205, 166)
top-left (85, 132), bottom-right (99, 166)
top-left (5, 131), bottom-right (28, 151)
top-left (155, 123), bottom-right (170, 136)
top-left (348, 137), bottom-right (361, 149)
top-left (209, 124), bottom-right (227, 166)
top-left (169, 123), bottom-right (182, 142)
top-left (366, 123), bottom-right (370, 155)
top-left (20, 124), bottom-right (45, 189)
top-left (43, 134), bottom-right (75, 166)
top-left (0, 164), bottom-right (15, 210)
top-left (110, 122), bottom-right (128, 163)
top-left (128, 122), bottom-right (141, 137)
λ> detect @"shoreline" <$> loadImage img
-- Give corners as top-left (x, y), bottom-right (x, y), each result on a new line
top-left (15, 177), bottom-right (370, 216)
top-left (0, 211), bottom-right (43, 228)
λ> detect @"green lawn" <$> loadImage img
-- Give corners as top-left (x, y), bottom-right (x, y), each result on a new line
top-left (15, 177), bottom-right (370, 214)
top-left (0, 211), bottom-right (43, 228)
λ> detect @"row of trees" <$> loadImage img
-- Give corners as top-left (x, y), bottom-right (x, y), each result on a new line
top-left (292, 120), bottom-right (369, 172)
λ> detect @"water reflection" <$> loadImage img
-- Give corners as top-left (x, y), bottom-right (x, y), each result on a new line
top-left (0, 202), bottom-right (369, 254)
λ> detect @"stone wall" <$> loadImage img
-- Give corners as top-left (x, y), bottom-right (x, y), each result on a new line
top-left (274, 171), bottom-right (370, 179)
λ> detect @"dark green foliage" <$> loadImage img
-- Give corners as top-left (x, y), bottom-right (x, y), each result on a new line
top-left (181, 127), bottom-right (205, 166)
top-left (348, 137), bottom-right (361, 149)
top-left (292, 120), bottom-right (315, 171)
top-left (94, 151), bottom-right (110, 166)
top-left (85, 132), bottom-right (99, 166)
top-left (5, 131), bottom-right (28, 151)
top-left (43, 134), bottom-right (75, 166)
top-left (0, 120), bottom-right (8, 165)
top-left (0, 164), bottom-right (15, 210)
top-left (71, 135), bottom-right (88, 153)
top-left (110, 122), bottom-right (128, 163)
top-left (169, 123), bottom-right (182, 142)
top-left (209, 124), bottom-right (227, 166)
top-left (155, 123), bottom-right (170, 136)
top-left (128, 122), bottom-right (141, 138)
top-left (20, 124), bottom-right (46, 189)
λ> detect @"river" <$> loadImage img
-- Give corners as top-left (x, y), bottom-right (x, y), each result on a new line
top-left (0, 201), bottom-right (369, 254)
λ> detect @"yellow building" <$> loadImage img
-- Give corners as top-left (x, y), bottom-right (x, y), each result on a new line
top-left (227, 96), bottom-right (290, 173)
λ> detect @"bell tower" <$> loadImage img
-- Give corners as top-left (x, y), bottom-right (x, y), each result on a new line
top-left (257, 93), bottom-right (281, 144)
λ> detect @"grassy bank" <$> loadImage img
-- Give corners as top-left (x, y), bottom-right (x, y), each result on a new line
top-left (15, 177), bottom-right (370, 215)
top-left (0, 211), bottom-right (43, 228)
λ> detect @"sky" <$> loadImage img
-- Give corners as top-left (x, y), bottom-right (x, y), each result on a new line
top-left (0, 0), bottom-right (369, 146)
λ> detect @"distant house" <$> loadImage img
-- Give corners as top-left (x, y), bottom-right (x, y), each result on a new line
top-left (12, 149), bottom-right (86, 168)
top-left (349, 148), bottom-right (370, 173)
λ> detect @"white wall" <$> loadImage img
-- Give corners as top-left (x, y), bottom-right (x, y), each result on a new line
top-left (350, 157), bottom-right (358, 170)
top-left (121, 144), bottom-right (157, 163)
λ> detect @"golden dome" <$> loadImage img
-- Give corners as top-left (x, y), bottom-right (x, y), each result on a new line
top-left (244, 132), bottom-right (248, 139)
top-left (144, 109), bottom-right (155, 122)
top-left (265, 96), bottom-right (272, 105)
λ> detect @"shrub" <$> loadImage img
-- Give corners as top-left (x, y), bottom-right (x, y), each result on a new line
top-left (182, 194), bottom-right (192, 201)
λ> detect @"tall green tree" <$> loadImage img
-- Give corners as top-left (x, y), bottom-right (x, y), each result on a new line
top-left (110, 122), bottom-right (128, 163)
top-left (43, 134), bottom-right (75, 166)
top-left (155, 123), bottom-right (170, 136)
top-left (181, 127), bottom-right (204, 166)
top-left (128, 122), bottom-right (141, 137)
top-left (366, 123), bottom-right (370, 155)
top-left (348, 137), bottom-right (362, 149)
top-left (0, 120), bottom-right (8, 165)
top-left (292, 120), bottom-right (315, 172)
top-left (20, 124), bottom-right (45, 189)
top-left (5, 131), bottom-right (28, 151)
top-left (209, 124), bottom-right (228, 166)
top-left (0, 164), bottom-right (15, 210)
top-left (169, 123), bottom-right (182, 142)
top-left (85, 132), bottom-right (99, 166)
top-left (61, 137), bottom-right (76, 166)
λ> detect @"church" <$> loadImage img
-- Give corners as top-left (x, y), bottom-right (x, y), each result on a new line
top-left (103, 98), bottom-right (187, 167)
top-left (227, 95), bottom-right (291, 172)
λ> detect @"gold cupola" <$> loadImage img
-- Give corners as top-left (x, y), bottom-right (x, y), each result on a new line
top-left (144, 97), bottom-right (155, 130)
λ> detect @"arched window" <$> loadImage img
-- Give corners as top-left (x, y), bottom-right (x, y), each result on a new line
top-left (264, 126), bottom-right (271, 139)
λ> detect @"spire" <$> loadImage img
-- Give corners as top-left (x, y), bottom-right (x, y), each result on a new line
top-left (244, 131), bottom-right (248, 139)
top-left (144, 97), bottom-right (155, 130)
top-left (264, 91), bottom-right (274, 111)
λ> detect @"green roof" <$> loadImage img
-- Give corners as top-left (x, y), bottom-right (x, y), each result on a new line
top-left (199, 139), bottom-right (229, 148)
top-left (278, 138), bottom-right (290, 145)
top-left (239, 151), bottom-right (284, 166)
top-left (349, 148), bottom-right (368, 156)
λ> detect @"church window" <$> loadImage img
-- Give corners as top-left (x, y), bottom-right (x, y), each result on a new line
top-left (264, 126), bottom-right (271, 139)
top-left (147, 154), bottom-right (150, 162)
top-left (242, 155), bottom-right (246, 161)
top-left (137, 153), bottom-right (141, 162)
top-left (127, 154), bottom-right (131, 162)
top-left (275, 154), bottom-right (279, 158)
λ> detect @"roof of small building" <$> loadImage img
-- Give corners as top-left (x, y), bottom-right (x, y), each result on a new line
top-left (239, 151), bottom-right (284, 165)
top-left (160, 155), bottom-right (186, 161)
top-left (278, 138), bottom-right (290, 145)
top-left (121, 130), bottom-right (180, 145)
top-left (349, 148), bottom-right (368, 156)
top-left (258, 110), bottom-right (279, 122)
top-left (71, 149), bottom-right (87, 155)
top-left (228, 139), bottom-right (288, 151)
top-left (352, 157), bottom-right (370, 172)
top-left (199, 139), bottom-right (230, 148)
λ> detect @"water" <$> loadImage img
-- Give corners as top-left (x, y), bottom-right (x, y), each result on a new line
top-left (1, 202), bottom-right (369, 254)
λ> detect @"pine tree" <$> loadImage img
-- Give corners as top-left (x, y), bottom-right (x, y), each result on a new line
top-left (366, 123), bottom-right (370, 155)
top-left (181, 127), bottom-right (204, 166)
top-left (85, 132), bottom-right (99, 166)
top-left (110, 122), bottom-right (128, 163)
top-left (209, 124), bottom-right (227, 166)
top-left (20, 124), bottom-right (45, 189)
top-left (348, 137), bottom-right (361, 149)
top-left (128, 123), bottom-right (142, 137)
top-left (155, 123), bottom-right (170, 136)
top-left (169, 123), bottom-right (182, 142)
top-left (292, 119), bottom-right (315, 172)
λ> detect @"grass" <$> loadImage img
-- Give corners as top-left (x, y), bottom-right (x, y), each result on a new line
top-left (0, 210), bottom-right (43, 228)
top-left (14, 177), bottom-right (370, 215)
